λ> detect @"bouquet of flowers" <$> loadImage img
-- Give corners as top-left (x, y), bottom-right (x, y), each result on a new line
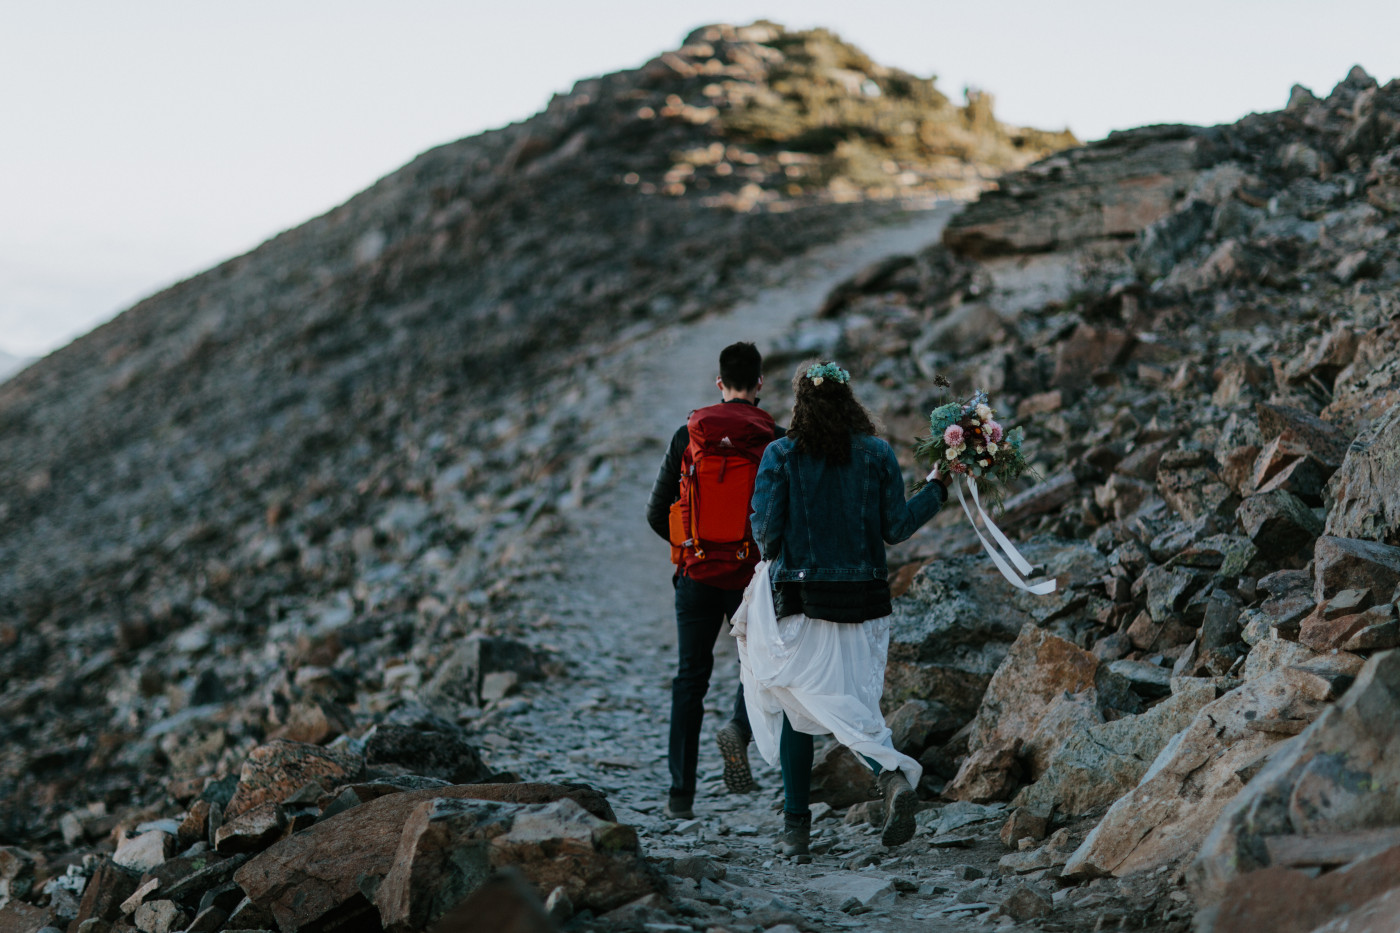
top-left (913, 377), bottom-right (1054, 596)
top-left (913, 383), bottom-right (1031, 505)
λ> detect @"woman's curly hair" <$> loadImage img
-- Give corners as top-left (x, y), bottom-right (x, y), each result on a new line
top-left (787, 360), bottom-right (878, 463)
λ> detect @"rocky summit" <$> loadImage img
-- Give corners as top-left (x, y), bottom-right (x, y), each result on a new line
top-left (1, 18), bottom-right (1398, 933)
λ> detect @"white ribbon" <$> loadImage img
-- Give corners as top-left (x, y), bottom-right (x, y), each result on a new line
top-left (951, 475), bottom-right (1057, 596)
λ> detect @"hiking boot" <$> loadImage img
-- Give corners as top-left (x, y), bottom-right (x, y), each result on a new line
top-left (777, 810), bottom-right (811, 863)
top-left (665, 794), bottom-right (695, 820)
top-left (877, 769), bottom-right (918, 847)
top-left (716, 720), bottom-right (756, 794)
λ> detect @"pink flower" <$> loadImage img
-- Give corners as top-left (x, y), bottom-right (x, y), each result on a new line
top-left (984, 420), bottom-right (1003, 443)
top-left (943, 424), bottom-right (964, 447)
top-left (951, 461), bottom-right (969, 474)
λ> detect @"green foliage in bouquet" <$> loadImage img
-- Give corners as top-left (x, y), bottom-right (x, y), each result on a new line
top-left (912, 380), bottom-right (1036, 508)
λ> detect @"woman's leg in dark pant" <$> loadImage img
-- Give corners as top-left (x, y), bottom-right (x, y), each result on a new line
top-left (779, 714), bottom-right (814, 817)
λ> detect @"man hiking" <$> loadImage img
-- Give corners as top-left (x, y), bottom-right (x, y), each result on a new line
top-left (646, 341), bottom-right (784, 819)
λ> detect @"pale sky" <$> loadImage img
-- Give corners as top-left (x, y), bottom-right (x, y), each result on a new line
top-left (2, 1), bottom-right (1397, 358)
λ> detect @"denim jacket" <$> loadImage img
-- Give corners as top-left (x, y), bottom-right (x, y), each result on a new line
top-left (749, 434), bottom-right (946, 584)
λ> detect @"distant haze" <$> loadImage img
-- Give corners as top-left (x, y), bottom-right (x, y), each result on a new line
top-left (0, 349), bottom-right (31, 381)
top-left (3, 0), bottom-right (1398, 358)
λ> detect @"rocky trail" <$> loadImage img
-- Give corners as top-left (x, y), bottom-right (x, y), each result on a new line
top-left (6, 28), bottom-right (1400, 933)
top-left (462, 205), bottom-right (1178, 932)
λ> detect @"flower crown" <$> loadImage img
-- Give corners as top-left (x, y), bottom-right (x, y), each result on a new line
top-left (805, 361), bottom-right (850, 386)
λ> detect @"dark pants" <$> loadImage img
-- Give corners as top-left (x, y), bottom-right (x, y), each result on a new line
top-left (669, 574), bottom-right (751, 797)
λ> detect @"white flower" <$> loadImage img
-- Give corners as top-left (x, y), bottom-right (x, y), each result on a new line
top-left (979, 459), bottom-right (990, 467)
top-left (970, 418), bottom-right (980, 426)
top-left (987, 442), bottom-right (999, 454)
top-left (945, 447), bottom-right (959, 460)
top-left (976, 445), bottom-right (985, 454)
top-left (976, 404), bottom-right (993, 421)
top-left (812, 376), bottom-right (824, 386)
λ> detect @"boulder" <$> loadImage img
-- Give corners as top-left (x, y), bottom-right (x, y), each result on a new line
top-left (998, 883), bottom-right (1053, 921)
top-left (234, 783), bottom-right (616, 932)
top-left (363, 725), bottom-right (492, 784)
top-left (969, 624), bottom-right (1100, 753)
top-left (112, 830), bottom-right (174, 873)
top-left (1237, 490), bottom-right (1323, 563)
top-left (422, 867), bottom-right (558, 933)
top-left (1199, 846), bottom-right (1400, 933)
top-left (376, 797), bottom-right (655, 933)
top-left (213, 802), bottom-right (287, 855)
top-left (1062, 666), bottom-right (1340, 879)
top-left (0, 848), bottom-right (36, 904)
top-left (809, 744), bottom-right (879, 810)
top-left (1021, 688), bottom-right (1103, 779)
top-left (224, 739), bottom-right (364, 821)
top-left (944, 740), bottom-right (1024, 803)
top-left (1157, 449), bottom-right (1237, 523)
top-left (999, 807), bottom-right (1050, 848)
top-left (1312, 536), bottom-right (1400, 603)
top-left (884, 540), bottom-right (1106, 718)
top-left (1324, 407), bottom-right (1400, 547)
top-left (1255, 403), bottom-right (1351, 469)
top-left (423, 636), bottom-right (545, 710)
top-left (1249, 434), bottom-right (1332, 505)
top-left (1014, 679), bottom-right (1218, 816)
top-left (884, 699), bottom-right (960, 757)
top-left (1191, 650), bottom-right (1400, 904)
top-left (1299, 603), bottom-right (1397, 652)
top-left (1052, 326), bottom-right (1137, 390)
top-left (68, 858), bottom-right (139, 930)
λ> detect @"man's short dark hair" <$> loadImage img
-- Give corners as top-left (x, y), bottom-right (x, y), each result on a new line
top-left (719, 342), bottom-right (762, 390)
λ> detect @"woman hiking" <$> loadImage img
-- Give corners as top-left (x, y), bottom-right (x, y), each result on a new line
top-left (741, 360), bottom-right (950, 860)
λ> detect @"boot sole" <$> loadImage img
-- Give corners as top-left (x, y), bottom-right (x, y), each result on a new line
top-left (881, 784), bottom-right (918, 847)
top-left (716, 725), bottom-right (756, 794)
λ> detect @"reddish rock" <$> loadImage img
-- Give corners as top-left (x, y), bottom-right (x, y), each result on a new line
top-left (1063, 666), bottom-right (1336, 880)
top-left (377, 797), bottom-right (654, 933)
top-left (0, 904), bottom-right (53, 933)
top-left (1095, 474), bottom-right (1157, 521)
top-left (999, 807), bottom-right (1050, 849)
top-left (1255, 403), bottom-right (1350, 469)
top-left (267, 700), bottom-right (355, 746)
top-left (1220, 444), bottom-right (1262, 495)
top-left (810, 744), bottom-right (879, 809)
top-left (1207, 846), bottom-right (1400, 933)
top-left (213, 802), bottom-right (287, 855)
top-left (969, 624), bottom-right (1100, 755)
top-left (1192, 650), bottom-right (1400, 904)
top-left (1313, 536), bottom-right (1400, 603)
top-left (1052, 326), bottom-right (1137, 390)
top-left (944, 739), bottom-right (1024, 803)
top-left (996, 471), bottom-right (1077, 528)
top-left (424, 868), bottom-right (557, 933)
top-left (1157, 449), bottom-right (1236, 523)
top-left (1299, 604), bottom-right (1396, 652)
top-left (68, 858), bottom-right (139, 931)
top-left (1125, 611), bottom-right (1196, 652)
top-left (1250, 433), bottom-right (1332, 504)
top-left (235, 784), bottom-right (616, 932)
top-left (1324, 406), bottom-right (1400, 548)
top-left (224, 739), bottom-right (364, 821)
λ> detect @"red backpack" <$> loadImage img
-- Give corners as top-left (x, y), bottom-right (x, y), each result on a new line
top-left (668, 403), bottom-right (777, 590)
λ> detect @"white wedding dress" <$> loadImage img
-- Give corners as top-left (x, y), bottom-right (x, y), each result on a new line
top-left (731, 561), bottom-right (922, 790)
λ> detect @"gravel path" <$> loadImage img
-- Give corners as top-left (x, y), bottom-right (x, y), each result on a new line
top-left (463, 205), bottom-right (1156, 931)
